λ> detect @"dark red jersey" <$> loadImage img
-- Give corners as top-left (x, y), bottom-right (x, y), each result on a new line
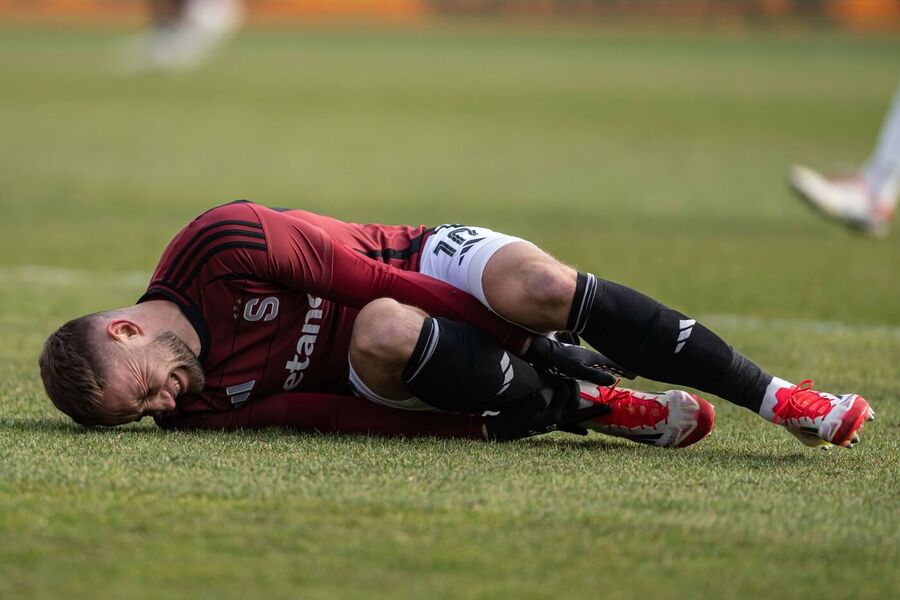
top-left (142, 201), bottom-right (531, 438)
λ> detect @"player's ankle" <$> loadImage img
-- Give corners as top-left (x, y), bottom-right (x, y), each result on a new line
top-left (758, 376), bottom-right (794, 422)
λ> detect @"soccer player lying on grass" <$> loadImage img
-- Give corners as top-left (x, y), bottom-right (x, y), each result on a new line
top-left (40, 201), bottom-right (874, 448)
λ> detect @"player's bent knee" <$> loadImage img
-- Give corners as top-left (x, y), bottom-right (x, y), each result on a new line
top-left (351, 299), bottom-right (426, 365)
top-left (482, 243), bottom-right (576, 330)
top-left (519, 260), bottom-right (576, 312)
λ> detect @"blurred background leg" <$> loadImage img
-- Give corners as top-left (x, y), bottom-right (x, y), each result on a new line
top-left (122, 0), bottom-right (244, 72)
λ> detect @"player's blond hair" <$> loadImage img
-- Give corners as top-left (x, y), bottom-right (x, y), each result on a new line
top-left (39, 314), bottom-right (108, 427)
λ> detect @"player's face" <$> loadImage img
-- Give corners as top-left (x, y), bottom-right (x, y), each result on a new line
top-left (101, 331), bottom-right (205, 426)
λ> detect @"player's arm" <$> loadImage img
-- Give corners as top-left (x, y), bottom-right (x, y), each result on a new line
top-left (155, 392), bottom-right (487, 439)
top-left (155, 392), bottom-right (599, 442)
top-left (244, 203), bottom-right (533, 354)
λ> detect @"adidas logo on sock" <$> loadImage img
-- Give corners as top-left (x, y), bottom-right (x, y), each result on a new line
top-left (497, 352), bottom-right (514, 395)
top-left (675, 319), bottom-right (695, 354)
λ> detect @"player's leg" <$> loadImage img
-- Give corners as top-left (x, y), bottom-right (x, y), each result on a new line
top-left (348, 298), bottom-right (546, 414)
top-left (479, 243), bottom-right (720, 449)
top-left (348, 298), bottom-right (604, 441)
top-left (418, 225), bottom-right (573, 333)
top-left (150, 0), bottom-right (187, 26)
top-left (481, 242), bottom-right (576, 332)
top-left (862, 84), bottom-right (900, 215)
top-left (563, 272), bottom-right (874, 448)
top-left (347, 299), bottom-right (429, 407)
top-left (421, 231), bottom-right (745, 402)
top-left (789, 84), bottom-right (900, 237)
top-left (416, 227), bottom-right (715, 448)
top-left (130, 0), bottom-right (243, 72)
top-left (420, 225), bottom-right (873, 448)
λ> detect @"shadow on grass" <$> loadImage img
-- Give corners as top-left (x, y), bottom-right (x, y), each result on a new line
top-left (2, 418), bottom-right (810, 468)
top-left (0, 417), bottom-right (97, 435)
top-left (0, 417), bottom-right (208, 439)
top-left (518, 436), bottom-right (624, 451)
top-left (2, 419), bottom-right (626, 450)
top-left (0, 417), bottom-right (293, 440)
top-left (518, 436), bottom-right (811, 467)
top-left (690, 446), bottom-right (809, 468)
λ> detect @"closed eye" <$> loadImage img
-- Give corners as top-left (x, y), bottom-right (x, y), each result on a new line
top-left (135, 385), bottom-right (150, 406)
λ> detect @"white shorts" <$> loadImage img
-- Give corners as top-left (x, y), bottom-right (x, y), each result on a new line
top-left (349, 223), bottom-right (533, 412)
top-left (419, 224), bottom-right (533, 310)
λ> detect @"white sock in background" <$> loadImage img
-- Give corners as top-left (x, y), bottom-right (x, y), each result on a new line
top-left (863, 83), bottom-right (900, 208)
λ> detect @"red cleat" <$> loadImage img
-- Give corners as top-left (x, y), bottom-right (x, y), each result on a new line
top-left (771, 380), bottom-right (875, 449)
top-left (578, 382), bottom-right (715, 448)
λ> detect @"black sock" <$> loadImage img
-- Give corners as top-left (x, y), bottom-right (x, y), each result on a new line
top-left (402, 317), bottom-right (546, 413)
top-left (567, 272), bottom-right (771, 411)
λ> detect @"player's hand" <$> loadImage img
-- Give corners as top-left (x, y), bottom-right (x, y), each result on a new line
top-left (484, 376), bottom-right (611, 441)
top-left (524, 336), bottom-right (617, 387)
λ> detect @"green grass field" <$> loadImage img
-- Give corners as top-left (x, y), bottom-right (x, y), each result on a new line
top-left (1, 24), bottom-right (898, 599)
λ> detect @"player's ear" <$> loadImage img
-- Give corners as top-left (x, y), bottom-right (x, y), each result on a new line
top-left (107, 319), bottom-right (143, 342)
